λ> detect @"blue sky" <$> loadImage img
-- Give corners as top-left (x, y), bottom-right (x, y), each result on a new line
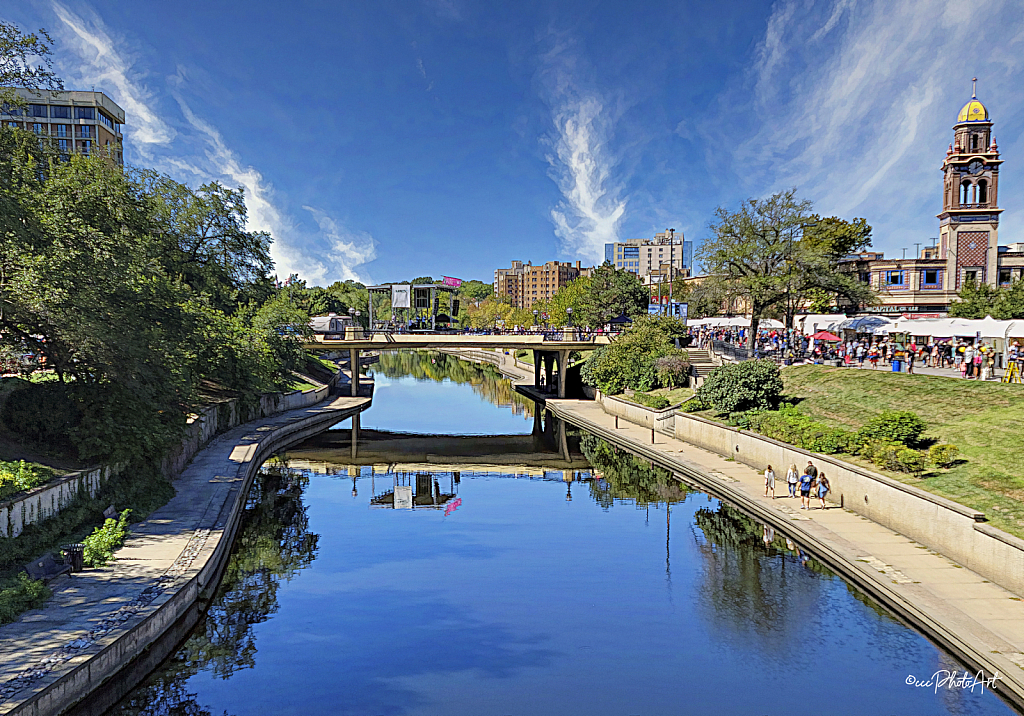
top-left (7, 0), bottom-right (1024, 285)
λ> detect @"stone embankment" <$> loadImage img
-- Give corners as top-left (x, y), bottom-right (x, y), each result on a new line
top-left (0, 391), bottom-right (371, 716)
top-left (1, 377), bottom-right (339, 539)
top-left (534, 392), bottom-right (1024, 711)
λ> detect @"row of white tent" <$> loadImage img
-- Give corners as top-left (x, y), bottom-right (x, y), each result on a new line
top-left (703, 314), bottom-right (1023, 343)
top-left (688, 316), bottom-right (786, 329)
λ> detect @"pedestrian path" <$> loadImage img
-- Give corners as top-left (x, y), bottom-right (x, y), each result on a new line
top-left (547, 398), bottom-right (1024, 708)
top-left (0, 394), bottom-right (370, 715)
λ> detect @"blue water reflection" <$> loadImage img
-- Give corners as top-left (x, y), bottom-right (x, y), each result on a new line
top-left (101, 355), bottom-right (1019, 716)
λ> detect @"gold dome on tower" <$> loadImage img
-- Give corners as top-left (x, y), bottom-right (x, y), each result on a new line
top-left (957, 78), bottom-right (990, 123)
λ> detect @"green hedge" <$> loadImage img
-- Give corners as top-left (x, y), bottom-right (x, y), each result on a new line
top-left (696, 360), bottom-right (783, 414)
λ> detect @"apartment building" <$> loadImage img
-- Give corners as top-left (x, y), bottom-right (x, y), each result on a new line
top-left (604, 231), bottom-right (693, 278)
top-left (493, 260), bottom-right (591, 309)
top-left (1, 88), bottom-right (125, 165)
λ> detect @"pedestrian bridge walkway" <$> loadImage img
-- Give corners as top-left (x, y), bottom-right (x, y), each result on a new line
top-left (302, 332), bottom-right (610, 351)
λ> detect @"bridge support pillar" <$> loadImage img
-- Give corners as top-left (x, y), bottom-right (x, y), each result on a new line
top-left (351, 348), bottom-right (360, 396)
top-left (351, 412), bottom-right (359, 459)
top-left (533, 350), bottom-right (541, 389)
top-left (543, 354), bottom-right (554, 393)
top-left (557, 349), bottom-right (570, 399)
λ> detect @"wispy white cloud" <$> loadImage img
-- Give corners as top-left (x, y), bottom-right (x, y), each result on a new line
top-left (713, 0), bottom-right (1024, 250)
top-left (49, 3), bottom-right (376, 285)
top-left (539, 37), bottom-right (628, 264)
top-left (51, 2), bottom-right (174, 150)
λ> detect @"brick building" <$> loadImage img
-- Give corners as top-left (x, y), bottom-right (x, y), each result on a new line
top-left (493, 260), bottom-right (592, 309)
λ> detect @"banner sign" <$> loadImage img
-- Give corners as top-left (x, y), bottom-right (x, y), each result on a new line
top-left (442, 276), bottom-right (463, 288)
top-left (391, 284), bottom-right (411, 309)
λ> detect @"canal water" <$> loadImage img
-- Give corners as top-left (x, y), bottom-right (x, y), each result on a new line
top-left (103, 352), bottom-right (1018, 715)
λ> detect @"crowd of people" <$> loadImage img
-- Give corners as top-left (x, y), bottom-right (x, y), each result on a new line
top-left (690, 324), bottom-right (1009, 380)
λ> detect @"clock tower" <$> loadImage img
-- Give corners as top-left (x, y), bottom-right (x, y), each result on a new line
top-left (938, 79), bottom-right (1002, 288)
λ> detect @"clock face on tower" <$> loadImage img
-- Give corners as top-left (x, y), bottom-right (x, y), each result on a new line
top-left (968, 159), bottom-right (985, 175)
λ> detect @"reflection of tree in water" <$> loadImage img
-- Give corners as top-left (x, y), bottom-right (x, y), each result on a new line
top-left (374, 350), bottom-right (535, 417)
top-left (578, 433), bottom-right (690, 508)
top-left (107, 465), bottom-right (318, 716)
top-left (693, 502), bottom-right (837, 640)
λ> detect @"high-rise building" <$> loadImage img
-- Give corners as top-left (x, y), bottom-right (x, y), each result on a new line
top-left (493, 260), bottom-right (591, 309)
top-left (1, 88), bottom-right (125, 165)
top-left (604, 231), bottom-right (692, 279)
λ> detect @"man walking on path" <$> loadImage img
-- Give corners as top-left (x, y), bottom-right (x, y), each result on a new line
top-left (800, 461), bottom-right (817, 510)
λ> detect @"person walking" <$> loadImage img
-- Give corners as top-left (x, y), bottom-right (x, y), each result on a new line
top-left (906, 349), bottom-right (915, 374)
top-left (817, 472), bottom-right (831, 509)
top-left (800, 461), bottom-right (817, 510)
top-left (963, 343), bottom-right (976, 379)
top-left (786, 464), bottom-right (799, 498)
top-left (764, 465), bottom-right (776, 499)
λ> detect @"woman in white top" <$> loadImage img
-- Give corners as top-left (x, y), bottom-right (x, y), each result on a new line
top-left (786, 464), bottom-right (799, 498)
top-left (764, 465), bottom-right (776, 499)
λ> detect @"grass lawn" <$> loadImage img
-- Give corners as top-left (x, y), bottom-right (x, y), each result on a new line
top-left (646, 386), bottom-right (694, 405)
top-left (780, 365), bottom-right (1024, 537)
top-left (515, 350), bottom-right (535, 365)
top-left (285, 372), bottom-right (321, 392)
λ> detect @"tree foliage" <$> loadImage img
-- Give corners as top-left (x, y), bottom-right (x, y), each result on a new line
top-left (698, 190), bottom-right (875, 344)
top-left (0, 136), bottom-right (309, 463)
top-left (948, 278), bottom-right (1024, 319)
top-left (576, 262), bottom-right (648, 327)
top-left (580, 316), bottom-right (688, 394)
top-left (0, 22), bottom-right (63, 110)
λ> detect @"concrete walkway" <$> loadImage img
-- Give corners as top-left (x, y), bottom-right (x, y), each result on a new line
top-left (546, 398), bottom-right (1024, 710)
top-left (0, 394), bottom-right (370, 716)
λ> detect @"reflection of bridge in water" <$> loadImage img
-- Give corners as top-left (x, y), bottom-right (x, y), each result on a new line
top-left (283, 414), bottom-right (591, 508)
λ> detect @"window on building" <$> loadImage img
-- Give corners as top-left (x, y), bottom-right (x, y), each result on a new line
top-left (858, 271), bottom-right (870, 283)
top-left (51, 105), bottom-right (71, 119)
top-left (922, 269), bottom-right (939, 286)
top-left (32, 123), bottom-right (43, 135)
top-left (54, 124), bottom-right (68, 137)
top-left (98, 112), bottom-right (114, 130)
top-left (80, 140), bottom-right (91, 155)
top-left (999, 268), bottom-right (1012, 285)
top-left (978, 179), bottom-right (988, 204)
top-left (964, 269), bottom-right (980, 285)
top-left (29, 104), bottom-right (48, 117)
top-left (1, 103), bottom-right (22, 116)
top-left (57, 138), bottom-right (68, 153)
top-left (884, 270), bottom-right (904, 286)
top-left (960, 180), bottom-right (971, 205)
top-left (75, 107), bottom-right (95, 120)
top-left (970, 134), bottom-right (978, 151)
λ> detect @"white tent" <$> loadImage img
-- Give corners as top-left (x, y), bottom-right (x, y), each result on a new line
top-left (796, 314), bottom-right (847, 333)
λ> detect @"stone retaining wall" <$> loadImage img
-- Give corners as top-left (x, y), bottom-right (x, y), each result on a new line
top-left (0, 383), bottom-right (333, 539)
top-left (595, 393), bottom-right (1024, 598)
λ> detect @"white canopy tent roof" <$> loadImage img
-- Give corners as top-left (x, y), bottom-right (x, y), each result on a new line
top-left (689, 316), bottom-right (785, 329)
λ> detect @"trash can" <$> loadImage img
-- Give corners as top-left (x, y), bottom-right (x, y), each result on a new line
top-left (891, 360), bottom-right (902, 372)
top-left (64, 544), bottom-right (85, 572)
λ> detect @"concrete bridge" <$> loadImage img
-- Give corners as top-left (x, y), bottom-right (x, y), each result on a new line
top-left (307, 332), bottom-right (611, 399)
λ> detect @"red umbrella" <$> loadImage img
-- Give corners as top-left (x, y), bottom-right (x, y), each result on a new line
top-left (810, 330), bottom-right (842, 341)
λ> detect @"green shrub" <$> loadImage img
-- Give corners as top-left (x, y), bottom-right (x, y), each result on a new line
top-left (630, 393), bottom-right (671, 410)
top-left (580, 318), bottom-right (682, 394)
top-left (696, 360), bottom-right (783, 414)
top-left (0, 574), bottom-right (50, 625)
top-left (83, 509), bottom-right (132, 567)
top-left (856, 410), bottom-right (926, 447)
top-left (0, 461), bottom-right (54, 501)
top-left (928, 443), bottom-right (960, 468)
top-left (654, 353), bottom-right (691, 388)
top-left (895, 448), bottom-right (926, 474)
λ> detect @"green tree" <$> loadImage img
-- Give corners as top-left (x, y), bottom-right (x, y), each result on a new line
top-left (0, 22), bottom-right (63, 109)
top-left (580, 315), bottom-right (685, 393)
top-left (698, 190), bottom-right (874, 346)
top-left (947, 278), bottom-right (1024, 319)
top-left (577, 262), bottom-right (648, 328)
